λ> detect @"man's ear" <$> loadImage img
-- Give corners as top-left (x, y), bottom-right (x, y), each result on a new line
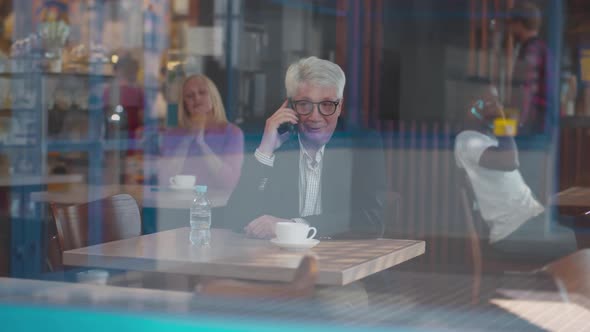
top-left (336, 97), bottom-right (344, 116)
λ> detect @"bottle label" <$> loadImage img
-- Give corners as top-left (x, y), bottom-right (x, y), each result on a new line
top-left (190, 209), bottom-right (211, 229)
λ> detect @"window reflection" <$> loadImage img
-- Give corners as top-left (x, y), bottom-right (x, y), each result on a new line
top-left (1, 0), bottom-right (590, 330)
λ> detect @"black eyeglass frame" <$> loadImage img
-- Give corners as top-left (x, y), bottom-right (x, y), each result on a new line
top-left (289, 98), bottom-right (341, 116)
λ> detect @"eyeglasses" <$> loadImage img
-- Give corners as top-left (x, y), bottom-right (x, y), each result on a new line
top-left (290, 99), bottom-right (340, 116)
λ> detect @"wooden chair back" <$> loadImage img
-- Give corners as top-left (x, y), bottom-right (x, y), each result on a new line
top-left (49, 194), bottom-right (141, 268)
top-left (460, 186), bottom-right (483, 305)
top-left (197, 256), bottom-right (318, 299)
top-left (542, 249), bottom-right (590, 302)
top-left (46, 234), bottom-right (63, 272)
top-left (457, 168), bottom-right (489, 239)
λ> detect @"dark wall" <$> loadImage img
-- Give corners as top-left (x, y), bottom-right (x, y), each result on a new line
top-left (381, 0), bottom-right (473, 123)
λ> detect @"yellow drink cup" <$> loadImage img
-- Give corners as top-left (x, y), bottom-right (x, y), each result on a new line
top-left (493, 118), bottom-right (518, 137)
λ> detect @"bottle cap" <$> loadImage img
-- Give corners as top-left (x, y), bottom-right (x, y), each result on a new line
top-left (195, 185), bottom-right (207, 193)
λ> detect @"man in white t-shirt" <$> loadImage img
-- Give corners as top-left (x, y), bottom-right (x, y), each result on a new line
top-left (455, 83), bottom-right (575, 262)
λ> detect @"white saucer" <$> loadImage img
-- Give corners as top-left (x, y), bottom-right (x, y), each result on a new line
top-left (270, 238), bottom-right (320, 250)
top-left (169, 185), bottom-right (195, 191)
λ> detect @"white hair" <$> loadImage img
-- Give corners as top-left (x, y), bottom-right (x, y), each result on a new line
top-left (285, 56), bottom-right (346, 98)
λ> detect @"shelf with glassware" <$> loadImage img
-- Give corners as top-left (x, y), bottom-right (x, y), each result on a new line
top-left (0, 71), bottom-right (126, 277)
top-left (0, 71), bottom-right (119, 169)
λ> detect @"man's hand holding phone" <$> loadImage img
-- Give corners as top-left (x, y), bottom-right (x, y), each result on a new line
top-left (258, 99), bottom-right (298, 156)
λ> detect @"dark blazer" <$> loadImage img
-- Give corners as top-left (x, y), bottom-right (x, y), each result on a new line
top-left (225, 131), bottom-right (387, 238)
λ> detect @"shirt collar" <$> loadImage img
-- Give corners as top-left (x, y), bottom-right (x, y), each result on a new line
top-left (298, 135), bottom-right (325, 165)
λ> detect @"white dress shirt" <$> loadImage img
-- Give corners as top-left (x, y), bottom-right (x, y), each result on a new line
top-left (254, 137), bottom-right (325, 222)
top-left (298, 139), bottom-right (324, 217)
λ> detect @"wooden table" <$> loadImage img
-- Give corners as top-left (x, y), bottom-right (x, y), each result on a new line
top-left (553, 186), bottom-right (590, 215)
top-left (553, 186), bottom-right (590, 247)
top-left (63, 228), bottom-right (425, 286)
top-left (554, 186), bottom-right (590, 208)
top-left (29, 184), bottom-right (229, 209)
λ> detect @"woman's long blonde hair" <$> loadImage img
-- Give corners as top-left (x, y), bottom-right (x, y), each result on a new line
top-left (177, 74), bottom-right (228, 128)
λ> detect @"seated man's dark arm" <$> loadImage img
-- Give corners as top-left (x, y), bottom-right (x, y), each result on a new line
top-left (478, 136), bottom-right (519, 171)
top-left (224, 154), bottom-right (274, 232)
top-left (303, 197), bottom-right (383, 238)
top-left (303, 137), bottom-right (387, 238)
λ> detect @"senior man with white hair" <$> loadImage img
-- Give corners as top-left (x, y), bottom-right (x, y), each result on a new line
top-left (226, 56), bottom-right (386, 239)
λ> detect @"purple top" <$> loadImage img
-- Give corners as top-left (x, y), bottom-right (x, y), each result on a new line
top-left (159, 123), bottom-right (244, 195)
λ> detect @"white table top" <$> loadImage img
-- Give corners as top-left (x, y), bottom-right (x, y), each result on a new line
top-left (63, 228), bottom-right (425, 286)
top-left (29, 184), bottom-right (228, 209)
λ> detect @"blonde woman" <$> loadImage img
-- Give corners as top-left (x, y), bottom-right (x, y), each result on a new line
top-left (160, 74), bottom-right (244, 195)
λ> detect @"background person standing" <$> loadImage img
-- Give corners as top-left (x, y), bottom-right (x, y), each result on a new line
top-left (506, 1), bottom-right (550, 135)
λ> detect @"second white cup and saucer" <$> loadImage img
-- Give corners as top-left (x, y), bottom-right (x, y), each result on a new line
top-left (169, 175), bottom-right (196, 190)
top-left (270, 222), bottom-right (319, 250)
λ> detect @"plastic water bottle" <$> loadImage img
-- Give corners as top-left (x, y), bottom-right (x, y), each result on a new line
top-left (190, 185), bottom-right (211, 246)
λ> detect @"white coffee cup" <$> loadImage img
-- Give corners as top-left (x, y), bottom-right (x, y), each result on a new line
top-left (169, 175), bottom-right (196, 188)
top-left (76, 269), bottom-right (109, 285)
top-left (275, 222), bottom-right (317, 243)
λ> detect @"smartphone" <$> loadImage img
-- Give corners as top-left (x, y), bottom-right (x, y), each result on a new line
top-left (277, 121), bottom-right (295, 135)
top-left (471, 100), bottom-right (494, 130)
top-left (277, 99), bottom-right (297, 135)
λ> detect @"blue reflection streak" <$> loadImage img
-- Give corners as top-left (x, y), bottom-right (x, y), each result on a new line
top-left (0, 303), bottom-right (415, 332)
